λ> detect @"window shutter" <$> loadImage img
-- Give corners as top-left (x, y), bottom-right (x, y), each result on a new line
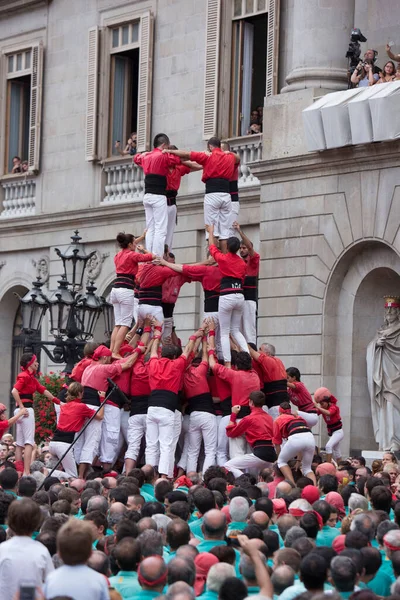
top-left (85, 26), bottom-right (99, 162)
top-left (266, 0), bottom-right (280, 97)
top-left (28, 42), bottom-right (44, 171)
top-left (203, 0), bottom-right (221, 140)
top-left (136, 11), bottom-right (154, 152)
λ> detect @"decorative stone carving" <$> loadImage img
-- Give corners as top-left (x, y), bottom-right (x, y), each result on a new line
top-left (32, 256), bottom-right (49, 283)
top-left (367, 295), bottom-right (400, 451)
top-left (86, 250), bottom-right (109, 281)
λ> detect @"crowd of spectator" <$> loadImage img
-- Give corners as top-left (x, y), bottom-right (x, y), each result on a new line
top-left (351, 46), bottom-right (400, 87)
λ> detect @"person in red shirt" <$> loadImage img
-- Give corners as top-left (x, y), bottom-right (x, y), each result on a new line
top-left (232, 222), bottom-right (260, 346)
top-left (0, 403), bottom-right (28, 441)
top-left (48, 382), bottom-right (105, 478)
top-left (166, 137), bottom-right (240, 253)
top-left (136, 262), bottom-right (177, 327)
top-left (313, 387), bottom-right (344, 463)
top-left (133, 133), bottom-right (181, 256)
top-left (77, 345), bottom-right (139, 478)
top-left (11, 352), bottom-right (56, 475)
top-left (165, 146), bottom-right (202, 252)
top-left (109, 232), bottom-right (155, 359)
top-left (286, 367), bottom-right (319, 428)
top-left (145, 319), bottom-right (203, 478)
top-left (183, 337), bottom-right (217, 474)
top-left (248, 344), bottom-right (288, 420)
top-left (207, 225), bottom-right (248, 366)
top-left (224, 391), bottom-right (276, 478)
top-left (272, 402), bottom-right (317, 485)
top-left (161, 252), bottom-right (190, 342)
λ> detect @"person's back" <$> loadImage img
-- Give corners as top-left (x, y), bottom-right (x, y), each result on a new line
top-left (44, 519), bottom-right (109, 600)
top-left (0, 498), bottom-right (54, 600)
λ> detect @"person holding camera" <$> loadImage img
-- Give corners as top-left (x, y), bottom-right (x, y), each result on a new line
top-left (351, 58), bottom-right (379, 87)
top-left (115, 132), bottom-right (137, 157)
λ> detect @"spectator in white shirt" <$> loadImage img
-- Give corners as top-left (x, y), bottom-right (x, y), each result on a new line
top-left (44, 519), bottom-right (109, 600)
top-left (0, 497), bottom-right (54, 600)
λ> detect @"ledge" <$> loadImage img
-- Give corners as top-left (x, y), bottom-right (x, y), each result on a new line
top-left (0, 0), bottom-right (51, 15)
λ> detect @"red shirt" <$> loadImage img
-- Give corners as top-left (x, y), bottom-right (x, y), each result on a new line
top-left (130, 355), bottom-right (151, 396)
top-left (0, 420), bottom-right (10, 437)
top-left (81, 361), bottom-right (123, 393)
top-left (183, 362), bottom-right (210, 399)
top-left (182, 264), bottom-right (221, 292)
top-left (57, 401), bottom-right (95, 432)
top-left (245, 253), bottom-right (260, 277)
top-left (231, 161), bottom-right (239, 182)
top-left (167, 164), bottom-right (191, 192)
top-left (71, 357), bottom-right (93, 383)
top-left (133, 148), bottom-right (180, 175)
top-left (319, 403), bottom-right (342, 430)
top-left (139, 264), bottom-right (176, 289)
top-left (272, 413), bottom-right (308, 444)
top-left (189, 147), bottom-right (236, 182)
top-left (288, 381), bottom-right (315, 412)
top-left (226, 407), bottom-right (274, 445)
top-left (13, 371), bottom-right (46, 395)
top-left (256, 353), bottom-right (287, 383)
top-left (114, 249), bottom-right (153, 276)
top-left (148, 355), bottom-right (187, 394)
top-left (162, 274), bottom-right (189, 304)
top-left (112, 365), bottom-right (131, 395)
top-left (212, 364), bottom-right (260, 407)
top-left (209, 245), bottom-right (246, 281)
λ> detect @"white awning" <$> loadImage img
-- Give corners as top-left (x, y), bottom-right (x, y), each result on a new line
top-left (320, 88), bottom-right (363, 149)
top-left (348, 86), bottom-right (384, 145)
top-left (369, 80), bottom-right (400, 141)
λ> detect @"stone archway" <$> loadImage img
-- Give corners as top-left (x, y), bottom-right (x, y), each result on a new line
top-left (323, 241), bottom-right (400, 456)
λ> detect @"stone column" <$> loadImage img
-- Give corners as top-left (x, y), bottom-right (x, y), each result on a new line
top-left (281, 0), bottom-right (355, 93)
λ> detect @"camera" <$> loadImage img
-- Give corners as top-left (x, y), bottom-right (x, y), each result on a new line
top-left (346, 28), bottom-right (367, 75)
top-left (350, 28), bottom-right (367, 43)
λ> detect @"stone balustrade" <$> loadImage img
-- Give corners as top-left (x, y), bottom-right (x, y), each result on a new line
top-left (226, 133), bottom-right (262, 187)
top-left (0, 177), bottom-right (36, 218)
top-left (101, 159), bottom-right (144, 205)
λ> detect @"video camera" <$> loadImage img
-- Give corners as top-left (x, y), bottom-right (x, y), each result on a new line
top-left (346, 28), bottom-right (367, 73)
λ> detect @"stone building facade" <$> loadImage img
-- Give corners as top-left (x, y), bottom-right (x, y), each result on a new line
top-left (0, 0), bottom-right (399, 454)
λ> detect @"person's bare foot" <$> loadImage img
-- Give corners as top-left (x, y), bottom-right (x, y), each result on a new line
top-left (112, 353), bottom-right (123, 360)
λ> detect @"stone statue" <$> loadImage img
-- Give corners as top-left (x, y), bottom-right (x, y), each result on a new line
top-left (367, 296), bottom-right (400, 451)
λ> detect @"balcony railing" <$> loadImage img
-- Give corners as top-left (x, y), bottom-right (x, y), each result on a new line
top-left (101, 159), bottom-right (144, 205)
top-left (0, 177), bottom-right (36, 218)
top-left (226, 133), bottom-right (262, 187)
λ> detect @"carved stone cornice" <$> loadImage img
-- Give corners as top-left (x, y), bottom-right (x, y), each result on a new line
top-left (0, 0), bottom-right (51, 15)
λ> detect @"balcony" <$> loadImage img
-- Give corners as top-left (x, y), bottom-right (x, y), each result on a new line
top-left (101, 158), bottom-right (144, 205)
top-left (0, 176), bottom-right (36, 218)
top-left (226, 133), bottom-right (262, 188)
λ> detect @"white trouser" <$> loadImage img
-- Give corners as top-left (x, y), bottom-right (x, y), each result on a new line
top-left (162, 317), bottom-right (174, 341)
top-left (133, 296), bottom-right (139, 324)
top-left (137, 303), bottom-right (164, 325)
top-left (49, 440), bottom-right (78, 478)
top-left (77, 405), bottom-right (102, 465)
top-left (225, 454), bottom-right (273, 479)
top-left (204, 193), bottom-right (232, 240)
top-left (229, 418), bottom-right (252, 459)
top-left (203, 311), bottom-right (223, 359)
top-left (297, 410), bottom-right (319, 428)
top-left (177, 414), bottom-right (190, 470)
top-left (109, 288), bottom-right (135, 327)
top-left (116, 409), bottom-right (130, 458)
top-left (168, 410), bottom-right (182, 478)
top-left (278, 431), bottom-right (315, 475)
top-left (228, 200), bottom-right (240, 238)
top-left (242, 300), bottom-right (257, 345)
top-left (186, 411), bottom-right (217, 474)
top-left (218, 293), bottom-right (248, 362)
top-left (267, 405), bottom-right (280, 420)
top-left (217, 415), bottom-right (230, 466)
top-left (99, 404), bottom-right (121, 464)
top-left (145, 406), bottom-right (176, 476)
top-left (325, 429), bottom-right (344, 459)
top-left (14, 407), bottom-right (35, 447)
top-left (165, 204), bottom-right (177, 251)
top-left (125, 413), bottom-right (147, 461)
top-left (143, 193), bottom-right (168, 256)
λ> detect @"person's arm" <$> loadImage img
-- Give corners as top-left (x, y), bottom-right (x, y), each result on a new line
top-left (150, 319), bottom-right (163, 358)
top-left (225, 405), bottom-right (245, 437)
top-left (248, 344), bottom-right (261, 361)
top-left (367, 64), bottom-right (376, 86)
top-left (312, 398), bottom-right (330, 416)
top-left (163, 148), bottom-right (191, 160)
top-left (4, 408), bottom-right (29, 427)
top-left (351, 65), bottom-right (362, 85)
top-left (115, 141), bottom-right (127, 156)
top-left (233, 222), bottom-right (255, 256)
top-left (158, 258), bottom-right (184, 273)
top-left (205, 224), bottom-right (217, 248)
top-left (119, 350), bottom-right (141, 372)
top-left (287, 381), bottom-right (296, 389)
top-left (182, 327), bottom-right (204, 359)
top-left (135, 229), bottom-right (147, 245)
top-left (386, 45), bottom-right (400, 61)
top-left (11, 387), bottom-right (25, 410)
top-left (181, 160), bottom-right (203, 172)
top-left (237, 535), bottom-right (273, 599)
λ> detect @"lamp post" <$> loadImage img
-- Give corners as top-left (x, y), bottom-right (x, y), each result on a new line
top-left (15, 231), bottom-right (113, 374)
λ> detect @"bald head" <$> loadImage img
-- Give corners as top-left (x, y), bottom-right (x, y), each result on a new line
top-left (142, 465), bottom-right (155, 483)
top-left (202, 509), bottom-right (227, 540)
top-left (271, 565), bottom-right (295, 595)
top-left (240, 551), bottom-right (266, 583)
top-left (109, 502), bottom-right (128, 516)
top-left (87, 550), bottom-right (110, 576)
top-left (277, 515), bottom-right (298, 540)
top-left (70, 478), bottom-right (86, 492)
top-left (137, 517), bottom-right (157, 534)
top-left (102, 477), bottom-right (117, 491)
top-left (250, 511), bottom-right (270, 530)
top-left (274, 548), bottom-right (301, 573)
top-left (138, 556), bottom-right (167, 592)
top-left (276, 481), bottom-right (293, 497)
top-left (260, 343), bottom-right (275, 356)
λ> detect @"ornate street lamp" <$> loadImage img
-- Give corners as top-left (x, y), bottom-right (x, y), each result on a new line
top-left (74, 281), bottom-right (103, 341)
top-left (48, 276), bottom-right (75, 336)
top-left (55, 230), bottom-right (96, 292)
top-left (15, 277), bottom-right (48, 335)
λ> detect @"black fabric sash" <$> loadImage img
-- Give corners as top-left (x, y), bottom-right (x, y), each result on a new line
top-left (205, 178), bottom-right (230, 194)
top-left (148, 389), bottom-right (178, 412)
top-left (204, 290), bottom-right (219, 312)
top-left (187, 392), bottom-right (215, 415)
top-left (220, 276), bottom-right (243, 296)
top-left (162, 302), bottom-right (175, 318)
top-left (130, 395), bottom-right (149, 416)
top-left (83, 386), bottom-right (100, 407)
top-left (144, 174), bottom-right (167, 195)
top-left (139, 285), bottom-right (162, 306)
top-left (114, 273), bottom-right (135, 290)
top-left (53, 429), bottom-right (75, 443)
top-left (220, 396), bottom-right (232, 417)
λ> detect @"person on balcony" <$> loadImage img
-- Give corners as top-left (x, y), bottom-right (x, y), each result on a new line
top-left (377, 61), bottom-right (396, 84)
top-left (165, 137), bottom-right (239, 253)
top-left (109, 232), bottom-right (155, 360)
top-left (133, 133), bottom-right (181, 257)
top-left (115, 132), bottom-right (137, 157)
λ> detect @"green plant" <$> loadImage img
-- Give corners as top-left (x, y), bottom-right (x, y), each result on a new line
top-left (34, 371), bottom-right (65, 445)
